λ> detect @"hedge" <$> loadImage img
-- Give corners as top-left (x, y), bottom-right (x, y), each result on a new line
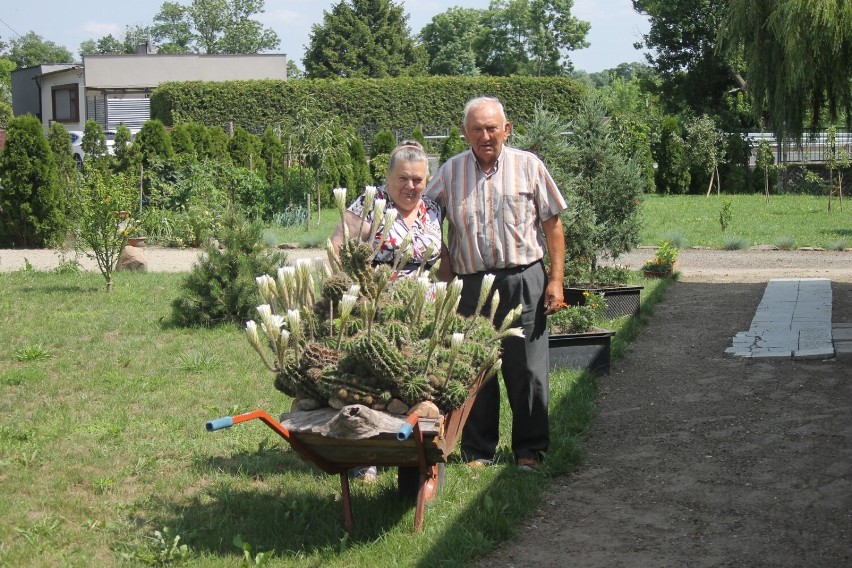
top-left (151, 76), bottom-right (587, 143)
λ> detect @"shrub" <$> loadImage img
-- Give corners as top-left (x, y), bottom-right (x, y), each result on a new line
top-left (171, 211), bottom-right (286, 327)
top-left (112, 123), bottom-right (141, 175)
top-left (0, 114), bottom-right (66, 247)
top-left (774, 237), bottom-right (796, 250)
top-left (654, 115), bottom-right (691, 195)
top-left (72, 170), bottom-right (140, 290)
top-left (549, 291), bottom-right (607, 334)
top-left (135, 119), bottom-right (174, 166)
top-left (439, 125), bottom-right (467, 165)
top-left (722, 236), bottom-right (749, 250)
top-left (558, 94), bottom-right (644, 282)
top-left (370, 128), bottom-right (396, 183)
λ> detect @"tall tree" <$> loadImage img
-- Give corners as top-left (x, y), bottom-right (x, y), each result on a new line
top-left (144, 0), bottom-right (279, 53)
top-left (304, 0), bottom-right (426, 78)
top-left (151, 1), bottom-right (195, 53)
top-left (0, 115), bottom-right (66, 247)
top-left (631, 0), bottom-right (748, 124)
top-left (720, 0), bottom-right (852, 140)
top-left (7, 32), bottom-right (73, 67)
top-left (419, 7), bottom-right (485, 76)
top-left (477, 0), bottom-right (590, 76)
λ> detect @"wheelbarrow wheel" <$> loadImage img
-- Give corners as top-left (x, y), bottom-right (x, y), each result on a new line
top-left (397, 463), bottom-right (445, 500)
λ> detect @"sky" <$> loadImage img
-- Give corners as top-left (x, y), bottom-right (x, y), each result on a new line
top-left (1, 0), bottom-right (650, 73)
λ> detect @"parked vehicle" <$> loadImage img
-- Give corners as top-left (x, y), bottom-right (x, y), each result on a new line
top-left (69, 130), bottom-right (122, 166)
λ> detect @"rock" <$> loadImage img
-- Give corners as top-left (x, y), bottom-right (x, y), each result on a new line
top-left (291, 397), bottom-right (322, 411)
top-left (328, 396), bottom-right (347, 410)
top-left (408, 401), bottom-right (440, 419)
top-left (386, 399), bottom-right (410, 415)
top-left (116, 245), bottom-right (148, 271)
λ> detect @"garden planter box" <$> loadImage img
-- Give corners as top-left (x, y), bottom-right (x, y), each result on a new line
top-left (563, 285), bottom-right (644, 319)
top-left (548, 328), bottom-right (615, 373)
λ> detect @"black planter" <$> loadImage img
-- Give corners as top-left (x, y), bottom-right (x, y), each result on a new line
top-left (563, 285), bottom-right (644, 319)
top-left (548, 328), bottom-right (615, 373)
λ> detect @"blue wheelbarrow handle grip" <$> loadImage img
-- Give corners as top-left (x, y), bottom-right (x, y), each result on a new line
top-left (397, 423), bottom-right (414, 441)
top-left (206, 416), bottom-right (234, 431)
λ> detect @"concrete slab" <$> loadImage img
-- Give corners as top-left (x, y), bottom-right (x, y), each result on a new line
top-left (726, 278), bottom-right (834, 359)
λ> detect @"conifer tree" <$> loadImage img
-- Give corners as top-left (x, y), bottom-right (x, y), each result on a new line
top-left (439, 125), bottom-right (467, 165)
top-left (0, 115), bottom-right (66, 246)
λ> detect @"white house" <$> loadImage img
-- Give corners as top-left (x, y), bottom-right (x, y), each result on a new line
top-left (12, 46), bottom-right (288, 134)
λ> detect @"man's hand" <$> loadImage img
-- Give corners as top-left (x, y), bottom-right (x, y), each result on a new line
top-left (543, 280), bottom-right (564, 315)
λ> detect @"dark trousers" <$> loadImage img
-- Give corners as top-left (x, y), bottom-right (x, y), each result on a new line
top-left (457, 261), bottom-right (550, 462)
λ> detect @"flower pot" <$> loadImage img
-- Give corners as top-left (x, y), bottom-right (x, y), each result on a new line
top-left (127, 236), bottom-right (147, 248)
top-left (563, 285), bottom-right (644, 319)
top-left (548, 328), bottom-right (614, 373)
top-left (642, 260), bottom-right (679, 278)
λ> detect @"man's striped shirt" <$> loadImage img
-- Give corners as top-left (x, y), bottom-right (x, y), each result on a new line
top-left (425, 146), bottom-right (567, 275)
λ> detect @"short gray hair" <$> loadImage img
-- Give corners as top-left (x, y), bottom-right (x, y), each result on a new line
top-left (388, 139), bottom-right (429, 176)
top-left (463, 96), bottom-right (507, 127)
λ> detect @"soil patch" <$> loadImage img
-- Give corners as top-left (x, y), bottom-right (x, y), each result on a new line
top-left (482, 278), bottom-right (852, 567)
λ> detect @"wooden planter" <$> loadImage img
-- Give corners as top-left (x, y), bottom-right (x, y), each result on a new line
top-left (548, 328), bottom-right (615, 373)
top-left (563, 285), bottom-right (644, 319)
top-left (642, 260), bottom-right (679, 278)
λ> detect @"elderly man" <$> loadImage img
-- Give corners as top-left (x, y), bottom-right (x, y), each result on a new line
top-left (425, 96), bottom-right (567, 470)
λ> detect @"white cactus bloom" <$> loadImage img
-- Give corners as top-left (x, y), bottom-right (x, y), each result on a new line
top-left (363, 185), bottom-right (377, 211)
top-left (333, 187), bottom-right (348, 213)
top-left (244, 320), bottom-right (261, 349)
top-left (451, 332), bottom-right (465, 351)
top-left (339, 294), bottom-right (357, 319)
top-left (256, 304), bottom-right (273, 327)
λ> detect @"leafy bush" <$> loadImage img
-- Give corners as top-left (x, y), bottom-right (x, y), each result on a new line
top-left (72, 170), bottom-right (140, 290)
top-left (642, 240), bottom-right (679, 274)
top-left (549, 291), bottom-right (607, 334)
top-left (171, 211), bottom-right (286, 327)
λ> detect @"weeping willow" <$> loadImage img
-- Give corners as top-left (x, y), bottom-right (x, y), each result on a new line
top-left (721, 0), bottom-right (852, 140)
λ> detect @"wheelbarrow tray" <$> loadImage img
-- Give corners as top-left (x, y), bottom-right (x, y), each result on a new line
top-left (206, 374), bottom-right (483, 533)
top-left (278, 403), bottom-right (468, 469)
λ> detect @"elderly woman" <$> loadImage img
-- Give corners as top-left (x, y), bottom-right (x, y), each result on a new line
top-left (331, 141), bottom-right (445, 276)
top-left (331, 141), bottom-right (447, 483)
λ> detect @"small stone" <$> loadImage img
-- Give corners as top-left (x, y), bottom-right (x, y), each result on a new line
top-left (386, 399), bottom-right (410, 415)
top-left (408, 400), bottom-right (440, 419)
top-left (328, 396), bottom-right (347, 410)
top-left (295, 397), bottom-right (322, 411)
top-left (371, 401), bottom-right (387, 411)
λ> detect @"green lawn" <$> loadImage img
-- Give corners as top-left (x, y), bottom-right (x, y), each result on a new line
top-left (0, 269), bottom-right (670, 566)
top-left (268, 194), bottom-right (851, 251)
top-left (638, 194), bottom-right (851, 249)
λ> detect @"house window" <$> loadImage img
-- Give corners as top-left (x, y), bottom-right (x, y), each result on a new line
top-left (52, 84), bottom-right (79, 123)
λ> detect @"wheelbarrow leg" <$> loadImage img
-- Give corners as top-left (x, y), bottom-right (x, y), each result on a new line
top-left (339, 472), bottom-right (354, 533)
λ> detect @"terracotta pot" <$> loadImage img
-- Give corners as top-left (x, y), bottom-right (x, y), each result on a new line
top-left (127, 236), bottom-right (147, 248)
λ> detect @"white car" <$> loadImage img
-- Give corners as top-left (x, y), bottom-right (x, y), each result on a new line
top-left (69, 129), bottom-right (119, 165)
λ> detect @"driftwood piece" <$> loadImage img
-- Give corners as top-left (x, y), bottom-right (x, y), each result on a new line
top-left (280, 405), bottom-right (441, 440)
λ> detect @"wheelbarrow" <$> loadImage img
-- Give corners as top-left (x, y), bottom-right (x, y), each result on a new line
top-left (205, 378), bottom-right (483, 533)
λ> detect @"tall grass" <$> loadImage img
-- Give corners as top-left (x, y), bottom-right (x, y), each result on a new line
top-left (0, 268), bottom-right (667, 566)
top-left (640, 194), bottom-right (851, 248)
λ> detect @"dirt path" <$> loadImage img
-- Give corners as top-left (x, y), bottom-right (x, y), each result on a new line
top-left (482, 268), bottom-right (852, 566)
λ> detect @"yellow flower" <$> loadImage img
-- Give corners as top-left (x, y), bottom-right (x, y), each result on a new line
top-left (582, 291), bottom-right (590, 297)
